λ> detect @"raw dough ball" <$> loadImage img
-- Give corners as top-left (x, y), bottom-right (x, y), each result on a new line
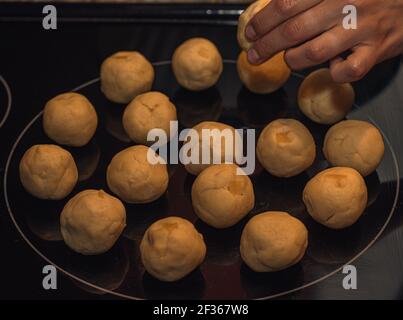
top-left (237, 50), bottom-right (290, 94)
top-left (192, 164), bottom-right (255, 228)
top-left (298, 68), bottom-right (355, 124)
top-left (237, 0), bottom-right (271, 51)
top-left (140, 216), bottom-right (206, 281)
top-left (100, 51), bottom-right (154, 104)
top-left (60, 189), bottom-right (126, 255)
top-left (183, 121), bottom-right (240, 175)
top-left (240, 211), bottom-right (308, 272)
top-left (172, 38), bottom-right (223, 91)
top-left (303, 167), bottom-right (368, 229)
top-left (123, 91), bottom-right (177, 145)
top-left (323, 120), bottom-right (385, 177)
top-left (19, 144), bottom-right (78, 200)
top-left (43, 92), bottom-right (98, 147)
top-left (106, 145), bottom-right (168, 203)
top-left (256, 119), bottom-right (316, 177)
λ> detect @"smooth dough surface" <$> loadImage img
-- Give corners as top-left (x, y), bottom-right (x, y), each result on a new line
top-left (256, 119), bottom-right (316, 177)
top-left (140, 216), bottom-right (206, 281)
top-left (123, 91), bottom-right (177, 145)
top-left (106, 145), bottom-right (168, 203)
top-left (100, 51), bottom-right (154, 104)
top-left (19, 144), bottom-right (78, 200)
top-left (240, 211), bottom-right (308, 272)
top-left (192, 164), bottom-right (255, 228)
top-left (298, 68), bottom-right (355, 124)
top-left (303, 167), bottom-right (368, 229)
top-left (60, 189), bottom-right (126, 255)
top-left (172, 38), bottom-right (223, 91)
top-left (323, 120), bottom-right (384, 177)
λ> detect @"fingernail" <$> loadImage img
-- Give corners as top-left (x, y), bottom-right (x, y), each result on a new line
top-left (247, 48), bottom-right (260, 64)
top-left (245, 25), bottom-right (257, 40)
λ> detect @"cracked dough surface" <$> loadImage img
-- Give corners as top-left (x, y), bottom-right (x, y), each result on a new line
top-left (106, 145), bottom-right (168, 203)
top-left (323, 120), bottom-right (385, 176)
top-left (240, 211), bottom-right (308, 272)
top-left (19, 144), bottom-right (78, 200)
top-left (60, 189), bottom-right (126, 255)
top-left (303, 167), bottom-right (368, 229)
top-left (140, 216), bottom-right (206, 282)
top-left (191, 164), bottom-right (255, 228)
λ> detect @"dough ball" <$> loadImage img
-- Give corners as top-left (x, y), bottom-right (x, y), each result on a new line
top-left (60, 189), bottom-right (126, 255)
top-left (43, 92), bottom-right (98, 147)
top-left (303, 167), bottom-right (368, 229)
top-left (323, 120), bottom-right (384, 177)
top-left (172, 38), bottom-right (223, 91)
top-left (106, 145), bottom-right (168, 203)
top-left (237, 0), bottom-right (271, 51)
top-left (192, 164), bottom-right (255, 228)
top-left (256, 119), bottom-right (316, 177)
top-left (183, 121), bottom-right (240, 175)
top-left (240, 211), bottom-right (308, 272)
top-left (140, 216), bottom-right (206, 282)
top-left (123, 91), bottom-right (177, 145)
top-left (19, 144), bottom-right (78, 200)
top-left (100, 51), bottom-right (154, 104)
top-left (298, 68), bottom-right (355, 124)
top-left (237, 50), bottom-right (290, 94)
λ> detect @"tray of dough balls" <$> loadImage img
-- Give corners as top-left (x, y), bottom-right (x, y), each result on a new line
top-left (4, 6), bottom-right (397, 300)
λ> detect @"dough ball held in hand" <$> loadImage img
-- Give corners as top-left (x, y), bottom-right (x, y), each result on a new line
top-left (140, 217), bottom-right (206, 282)
top-left (60, 189), bottom-right (126, 255)
top-left (19, 144), bottom-right (78, 200)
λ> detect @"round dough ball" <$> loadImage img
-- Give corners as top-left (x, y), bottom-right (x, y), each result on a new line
top-left (257, 119), bottom-right (316, 177)
top-left (192, 164), bottom-right (255, 228)
top-left (183, 121), bottom-right (240, 175)
top-left (237, 0), bottom-right (271, 51)
top-left (60, 189), bottom-right (126, 255)
top-left (106, 145), bottom-right (168, 203)
top-left (172, 38), bottom-right (223, 91)
top-left (298, 68), bottom-right (355, 124)
top-left (19, 144), bottom-right (78, 200)
top-left (122, 91), bottom-right (177, 145)
top-left (43, 92), bottom-right (98, 147)
top-left (323, 120), bottom-right (384, 177)
top-left (303, 167), bottom-right (368, 229)
top-left (100, 51), bottom-right (154, 104)
top-left (140, 216), bottom-right (206, 282)
top-left (237, 50), bottom-right (290, 94)
top-left (240, 211), bottom-right (308, 272)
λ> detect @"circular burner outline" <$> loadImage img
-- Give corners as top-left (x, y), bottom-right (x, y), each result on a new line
top-left (0, 74), bottom-right (12, 129)
top-left (3, 61), bottom-right (400, 300)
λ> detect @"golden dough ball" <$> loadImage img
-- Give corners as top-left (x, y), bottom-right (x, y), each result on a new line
top-left (240, 211), bottom-right (308, 272)
top-left (60, 189), bottom-right (126, 255)
top-left (100, 51), bottom-right (154, 104)
top-left (43, 92), bottom-right (98, 147)
top-left (298, 68), bottom-right (355, 124)
top-left (140, 216), bottom-right (206, 282)
top-left (237, 0), bottom-right (271, 51)
top-left (256, 119), bottom-right (316, 177)
top-left (172, 38), bottom-right (223, 91)
top-left (323, 120), bottom-right (384, 176)
top-left (191, 164), bottom-right (255, 228)
top-left (106, 145), bottom-right (168, 204)
top-left (19, 144), bottom-right (78, 200)
top-left (237, 50), bottom-right (290, 94)
top-left (122, 91), bottom-right (177, 145)
top-left (183, 121), bottom-right (240, 175)
top-left (303, 167), bottom-right (368, 229)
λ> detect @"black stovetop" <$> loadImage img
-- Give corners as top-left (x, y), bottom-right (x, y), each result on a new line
top-left (0, 3), bottom-right (403, 300)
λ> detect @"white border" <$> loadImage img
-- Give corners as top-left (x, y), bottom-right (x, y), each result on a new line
top-left (0, 74), bottom-right (12, 128)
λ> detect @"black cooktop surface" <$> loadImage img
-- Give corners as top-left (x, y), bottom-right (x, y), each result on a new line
top-left (0, 3), bottom-right (403, 300)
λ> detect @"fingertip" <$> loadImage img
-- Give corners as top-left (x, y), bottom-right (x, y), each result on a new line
top-left (245, 24), bottom-right (257, 41)
top-left (247, 48), bottom-right (262, 65)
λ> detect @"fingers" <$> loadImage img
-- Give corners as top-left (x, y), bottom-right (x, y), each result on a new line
top-left (284, 26), bottom-right (360, 70)
top-left (246, 0), bottom-right (323, 41)
top-left (329, 46), bottom-right (377, 83)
